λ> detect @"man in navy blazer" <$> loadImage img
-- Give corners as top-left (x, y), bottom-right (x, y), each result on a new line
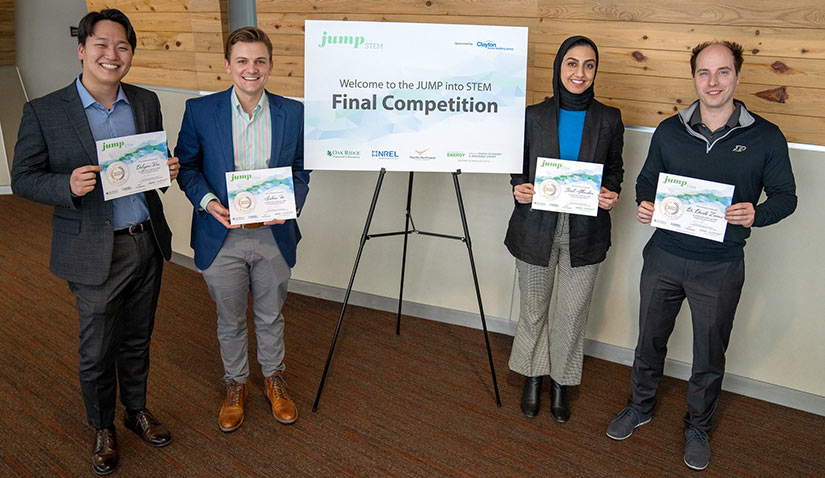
top-left (12, 9), bottom-right (177, 475)
top-left (176, 27), bottom-right (309, 433)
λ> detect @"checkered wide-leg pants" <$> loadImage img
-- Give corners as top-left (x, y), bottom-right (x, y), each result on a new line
top-left (508, 214), bottom-right (600, 385)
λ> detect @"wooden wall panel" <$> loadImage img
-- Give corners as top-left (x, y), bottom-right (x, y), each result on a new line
top-left (0, 4), bottom-right (14, 66)
top-left (86, 0), bottom-right (226, 91)
top-left (86, 0), bottom-right (825, 144)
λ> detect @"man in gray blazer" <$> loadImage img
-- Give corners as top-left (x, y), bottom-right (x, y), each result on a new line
top-left (11, 9), bottom-right (178, 476)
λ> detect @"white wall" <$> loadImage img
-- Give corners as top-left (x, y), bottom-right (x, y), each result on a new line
top-left (15, 0), bottom-right (88, 100)
top-left (151, 82), bottom-right (824, 400)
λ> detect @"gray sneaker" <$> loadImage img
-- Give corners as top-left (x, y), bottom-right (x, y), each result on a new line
top-left (684, 426), bottom-right (711, 471)
top-left (606, 406), bottom-right (651, 440)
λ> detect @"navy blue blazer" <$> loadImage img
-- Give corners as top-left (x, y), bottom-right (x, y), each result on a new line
top-left (175, 89), bottom-right (310, 270)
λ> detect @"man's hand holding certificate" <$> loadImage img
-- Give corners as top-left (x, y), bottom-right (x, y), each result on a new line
top-left (97, 131), bottom-right (171, 200)
top-left (531, 157), bottom-right (604, 217)
top-left (651, 173), bottom-right (735, 242)
top-left (226, 167), bottom-right (297, 225)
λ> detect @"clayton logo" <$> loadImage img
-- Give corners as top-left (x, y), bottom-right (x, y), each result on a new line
top-left (319, 31), bottom-right (365, 48)
top-left (477, 41), bottom-right (496, 49)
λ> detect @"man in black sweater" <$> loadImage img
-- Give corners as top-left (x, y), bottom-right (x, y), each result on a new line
top-left (605, 41), bottom-right (797, 471)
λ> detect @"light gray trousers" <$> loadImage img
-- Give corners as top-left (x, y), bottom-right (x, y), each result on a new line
top-left (508, 214), bottom-right (600, 385)
top-left (202, 227), bottom-right (291, 383)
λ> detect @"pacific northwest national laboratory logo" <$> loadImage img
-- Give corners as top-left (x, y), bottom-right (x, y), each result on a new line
top-left (327, 149), bottom-right (360, 159)
top-left (318, 31), bottom-right (383, 50)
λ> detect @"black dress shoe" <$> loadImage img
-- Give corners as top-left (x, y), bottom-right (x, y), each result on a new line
top-left (124, 409), bottom-right (172, 447)
top-left (91, 426), bottom-right (118, 476)
top-left (520, 376), bottom-right (543, 418)
top-left (549, 379), bottom-right (570, 423)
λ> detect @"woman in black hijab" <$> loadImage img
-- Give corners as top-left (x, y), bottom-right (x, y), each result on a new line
top-left (504, 36), bottom-right (624, 422)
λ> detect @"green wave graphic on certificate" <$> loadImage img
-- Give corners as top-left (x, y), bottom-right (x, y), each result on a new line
top-left (226, 167), bottom-right (297, 225)
top-left (652, 173), bottom-right (734, 242)
top-left (96, 131), bottom-right (170, 200)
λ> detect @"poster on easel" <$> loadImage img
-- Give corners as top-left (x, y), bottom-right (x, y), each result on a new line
top-left (304, 20), bottom-right (528, 173)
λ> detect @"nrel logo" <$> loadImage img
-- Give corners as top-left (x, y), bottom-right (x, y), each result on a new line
top-left (477, 41), bottom-right (497, 49)
top-left (371, 150), bottom-right (399, 158)
top-left (319, 31), bottom-right (365, 48)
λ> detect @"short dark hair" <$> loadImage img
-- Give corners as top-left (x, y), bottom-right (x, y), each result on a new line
top-left (224, 26), bottom-right (273, 61)
top-left (77, 9), bottom-right (137, 52)
top-left (690, 41), bottom-right (744, 75)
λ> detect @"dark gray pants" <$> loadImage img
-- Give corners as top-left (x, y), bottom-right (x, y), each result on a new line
top-left (68, 230), bottom-right (163, 429)
top-left (629, 241), bottom-right (744, 432)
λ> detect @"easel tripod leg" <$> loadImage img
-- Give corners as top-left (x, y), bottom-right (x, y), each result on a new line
top-left (396, 172), bottom-right (414, 335)
top-left (452, 171), bottom-right (502, 407)
top-left (312, 168), bottom-right (387, 412)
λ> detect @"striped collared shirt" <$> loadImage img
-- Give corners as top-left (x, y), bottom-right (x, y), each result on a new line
top-left (199, 88), bottom-right (273, 210)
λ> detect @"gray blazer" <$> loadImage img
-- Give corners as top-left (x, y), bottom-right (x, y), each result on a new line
top-left (11, 81), bottom-right (172, 285)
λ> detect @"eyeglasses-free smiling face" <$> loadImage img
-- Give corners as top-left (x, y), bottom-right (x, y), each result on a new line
top-left (224, 41), bottom-right (273, 100)
top-left (77, 19), bottom-right (133, 92)
top-left (693, 44), bottom-right (740, 111)
top-left (559, 45), bottom-right (597, 94)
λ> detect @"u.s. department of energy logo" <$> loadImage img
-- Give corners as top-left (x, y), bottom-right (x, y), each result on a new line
top-left (660, 196), bottom-right (684, 219)
top-left (106, 161), bottom-right (129, 186)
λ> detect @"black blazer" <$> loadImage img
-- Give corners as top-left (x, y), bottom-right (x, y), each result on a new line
top-left (11, 82), bottom-right (172, 285)
top-left (504, 98), bottom-right (624, 267)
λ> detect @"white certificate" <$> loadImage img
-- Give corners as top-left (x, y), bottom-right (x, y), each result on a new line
top-left (651, 173), bottom-right (735, 242)
top-left (97, 131), bottom-right (170, 201)
top-left (531, 157), bottom-right (603, 216)
top-left (226, 167), bottom-right (297, 225)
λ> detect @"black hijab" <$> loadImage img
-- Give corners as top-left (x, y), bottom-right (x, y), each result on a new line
top-left (552, 36), bottom-right (599, 111)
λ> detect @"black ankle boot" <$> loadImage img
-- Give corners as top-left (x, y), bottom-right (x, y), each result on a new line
top-left (550, 379), bottom-right (570, 423)
top-left (521, 376), bottom-right (542, 418)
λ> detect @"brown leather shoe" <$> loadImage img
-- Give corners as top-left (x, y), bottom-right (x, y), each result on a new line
top-left (219, 380), bottom-right (247, 432)
top-left (265, 371), bottom-right (297, 424)
top-left (91, 426), bottom-right (118, 476)
top-left (124, 409), bottom-right (172, 447)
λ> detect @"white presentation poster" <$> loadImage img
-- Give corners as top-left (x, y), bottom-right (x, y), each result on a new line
top-left (304, 20), bottom-right (528, 173)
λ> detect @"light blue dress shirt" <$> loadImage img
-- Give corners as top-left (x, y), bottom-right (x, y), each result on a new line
top-left (75, 77), bottom-right (150, 230)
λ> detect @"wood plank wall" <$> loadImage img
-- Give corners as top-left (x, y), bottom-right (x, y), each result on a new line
top-left (0, 0), bottom-right (14, 66)
top-left (85, 0), bottom-right (825, 145)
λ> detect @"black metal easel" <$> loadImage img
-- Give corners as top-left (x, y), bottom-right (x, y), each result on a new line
top-left (312, 168), bottom-right (501, 411)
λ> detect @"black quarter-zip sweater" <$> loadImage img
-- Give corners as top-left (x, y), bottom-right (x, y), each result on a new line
top-left (636, 100), bottom-right (797, 262)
